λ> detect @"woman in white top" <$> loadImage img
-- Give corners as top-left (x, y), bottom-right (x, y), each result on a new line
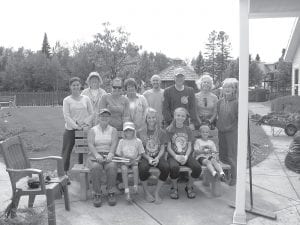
top-left (195, 73), bottom-right (218, 130)
top-left (81, 72), bottom-right (106, 125)
top-left (61, 77), bottom-right (93, 174)
top-left (86, 108), bottom-right (118, 207)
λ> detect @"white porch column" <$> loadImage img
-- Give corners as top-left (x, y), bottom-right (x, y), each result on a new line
top-left (232, 0), bottom-right (249, 224)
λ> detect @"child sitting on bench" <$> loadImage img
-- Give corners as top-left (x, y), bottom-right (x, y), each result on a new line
top-left (194, 125), bottom-right (226, 181)
top-left (116, 122), bottom-right (145, 203)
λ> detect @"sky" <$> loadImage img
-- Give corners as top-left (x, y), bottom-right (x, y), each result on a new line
top-left (0, 0), bottom-right (297, 63)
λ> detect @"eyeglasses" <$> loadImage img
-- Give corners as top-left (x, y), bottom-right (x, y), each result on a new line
top-left (112, 86), bottom-right (122, 89)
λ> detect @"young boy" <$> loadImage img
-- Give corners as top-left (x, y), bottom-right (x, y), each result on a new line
top-left (116, 122), bottom-right (145, 202)
top-left (194, 125), bottom-right (226, 181)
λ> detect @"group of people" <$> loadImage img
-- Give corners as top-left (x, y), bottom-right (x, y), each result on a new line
top-left (61, 68), bottom-right (239, 207)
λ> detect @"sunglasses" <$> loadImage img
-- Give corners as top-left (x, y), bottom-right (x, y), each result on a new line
top-left (112, 86), bottom-right (122, 89)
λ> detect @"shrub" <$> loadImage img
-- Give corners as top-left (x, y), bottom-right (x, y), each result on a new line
top-left (271, 96), bottom-right (300, 113)
top-left (249, 89), bottom-right (270, 102)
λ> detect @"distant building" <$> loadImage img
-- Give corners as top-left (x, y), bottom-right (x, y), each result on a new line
top-left (158, 58), bottom-right (199, 89)
top-left (256, 62), bottom-right (277, 91)
top-left (284, 17), bottom-right (300, 96)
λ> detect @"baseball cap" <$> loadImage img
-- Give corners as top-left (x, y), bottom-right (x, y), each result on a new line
top-left (174, 68), bottom-right (185, 77)
top-left (99, 108), bottom-right (111, 115)
top-left (123, 122), bottom-right (135, 131)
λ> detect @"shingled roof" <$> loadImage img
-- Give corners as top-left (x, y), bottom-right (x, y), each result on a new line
top-left (158, 65), bottom-right (199, 81)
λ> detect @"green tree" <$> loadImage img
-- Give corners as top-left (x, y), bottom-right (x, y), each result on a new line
top-left (41, 33), bottom-right (51, 58)
top-left (204, 30), bottom-right (218, 81)
top-left (192, 51), bottom-right (205, 75)
top-left (223, 57), bottom-right (264, 87)
top-left (92, 22), bottom-right (140, 80)
top-left (216, 31), bottom-right (231, 82)
top-left (255, 54), bottom-right (261, 62)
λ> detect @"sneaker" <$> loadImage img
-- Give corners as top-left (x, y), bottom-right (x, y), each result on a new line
top-left (125, 189), bottom-right (132, 203)
top-left (93, 194), bottom-right (102, 207)
top-left (107, 193), bottom-right (117, 206)
top-left (220, 173), bottom-right (226, 182)
top-left (133, 185), bottom-right (138, 194)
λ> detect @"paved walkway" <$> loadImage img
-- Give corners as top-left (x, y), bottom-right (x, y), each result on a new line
top-left (0, 102), bottom-right (299, 224)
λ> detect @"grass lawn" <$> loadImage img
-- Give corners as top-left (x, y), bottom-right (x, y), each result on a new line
top-left (0, 106), bottom-right (273, 173)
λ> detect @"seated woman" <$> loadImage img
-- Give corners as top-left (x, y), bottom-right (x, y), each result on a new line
top-left (166, 107), bottom-right (202, 199)
top-left (137, 108), bottom-right (170, 204)
top-left (195, 73), bottom-right (218, 129)
top-left (86, 108), bottom-right (118, 207)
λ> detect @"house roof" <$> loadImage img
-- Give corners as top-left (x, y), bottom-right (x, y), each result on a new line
top-left (158, 65), bottom-right (198, 81)
top-left (250, 0), bottom-right (300, 18)
top-left (284, 18), bottom-right (300, 62)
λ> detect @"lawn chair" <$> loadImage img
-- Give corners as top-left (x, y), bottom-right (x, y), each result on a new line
top-left (0, 136), bottom-right (70, 225)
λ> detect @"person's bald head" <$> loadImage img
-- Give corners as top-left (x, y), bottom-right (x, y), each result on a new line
top-left (150, 74), bottom-right (161, 89)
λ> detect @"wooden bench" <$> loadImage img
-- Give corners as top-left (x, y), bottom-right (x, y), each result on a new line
top-left (0, 95), bottom-right (16, 107)
top-left (71, 130), bottom-right (231, 200)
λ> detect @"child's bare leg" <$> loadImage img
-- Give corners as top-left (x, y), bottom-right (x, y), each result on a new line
top-left (211, 159), bottom-right (225, 181)
top-left (203, 159), bottom-right (217, 176)
top-left (132, 165), bottom-right (139, 194)
top-left (121, 164), bottom-right (131, 201)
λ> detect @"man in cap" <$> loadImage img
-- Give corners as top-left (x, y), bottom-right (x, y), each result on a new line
top-left (143, 74), bottom-right (164, 126)
top-left (162, 68), bottom-right (197, 129)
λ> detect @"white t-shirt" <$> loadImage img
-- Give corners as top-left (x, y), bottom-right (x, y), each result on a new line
top-left (62, 95), bottom-right (93, 130)
top-left (193, 138), bottom-right (217, 159)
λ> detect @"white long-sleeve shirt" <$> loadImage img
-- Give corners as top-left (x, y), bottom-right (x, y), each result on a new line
top-left (63, 95), bottom-right (94, 130)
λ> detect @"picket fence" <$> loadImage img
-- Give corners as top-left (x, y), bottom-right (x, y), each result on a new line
top-left (0, 91), bottom-right (69, 106)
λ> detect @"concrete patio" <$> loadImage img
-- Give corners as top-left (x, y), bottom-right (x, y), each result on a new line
top-left (0, 102), bottom-right (299, 225)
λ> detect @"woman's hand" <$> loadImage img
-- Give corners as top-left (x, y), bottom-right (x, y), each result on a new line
top-left (106, 152), bottom-right (114, 162)
top-left (148, 157), bottom-right (154, 165)
top-left (152, 157), bottom-right (159, 166)
top-left (175, 155), bottom-right (184, 164)
top-left (182, 155), bottom-right (188, 165)
top-left (94, 153), bottom-right (104, 163)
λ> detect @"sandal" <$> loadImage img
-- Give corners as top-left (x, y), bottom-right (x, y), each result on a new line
top-left (170, 187), bottom-right (179, 199)
top-left (185, 186), bottom-right (196, 199)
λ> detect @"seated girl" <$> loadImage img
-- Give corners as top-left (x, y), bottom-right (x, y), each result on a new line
top-left (194, 125), bottom-right (226, 181)
top-left (166, 107), bottom-right (202, 199)
top-left (116, 122), bottom-right (145, 203)
top-left (137, 108), bottom-right (169, 204)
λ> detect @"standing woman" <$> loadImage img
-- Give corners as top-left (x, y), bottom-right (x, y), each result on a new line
top-left (195, 73), bottom-right (218, 129)
top-left (125, 78), bottom-right (148, 132)
top-left (216, 78), bottom-right (238, 186)
top-left (100, 77), bottom-right (130, 131)
top-left (137, 108), bottom-right (169, 204)
top-left (61, 77), bottom-right (94, 176)
top-left (81, 72), bottom-right (106, 125)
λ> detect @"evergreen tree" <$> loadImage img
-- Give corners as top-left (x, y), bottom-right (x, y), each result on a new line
top-left (41, 33), bottom-right (51, 58)
top-left (255, 54), bottom-right (261, 62)
top-left (216, 31), bottom-right (231, 82)
top-left (192, 51), bottom-right (205, 75)
top-left (204, 30), bottom-right (218, 82)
